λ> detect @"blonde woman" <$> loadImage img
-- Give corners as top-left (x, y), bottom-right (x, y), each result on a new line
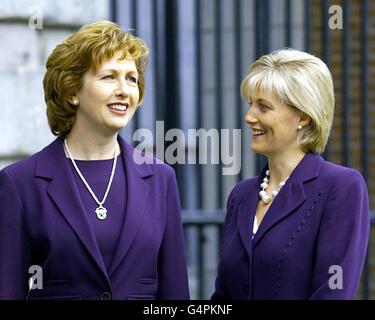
top-left (212, 49), bottom-right (370, 300)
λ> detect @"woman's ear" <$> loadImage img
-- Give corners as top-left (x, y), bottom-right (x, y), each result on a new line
top-left (68, 95), bottom-right (79, 106)
top-left (299, 112), bottom-right (311, 127)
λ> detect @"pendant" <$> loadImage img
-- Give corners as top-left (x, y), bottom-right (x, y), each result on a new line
top-left (95, 205), bottom-right (107, 220)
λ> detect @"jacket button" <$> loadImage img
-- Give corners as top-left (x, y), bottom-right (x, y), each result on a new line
top-left (100, 292), bottom-right (112, 300)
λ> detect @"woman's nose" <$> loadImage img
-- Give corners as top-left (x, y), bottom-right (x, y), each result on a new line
top-left (244, 107), bottom-right (257, 125)
top-left (114, 81), bottom-right (130, 98)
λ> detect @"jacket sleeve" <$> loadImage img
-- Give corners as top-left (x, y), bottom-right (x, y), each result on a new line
top-left (156, 170), bottom-right (190, 300)
top-left (211, 189), bottom-right (235, 300)
top-left (308, 169), bottom-right (370, 299)
top-left (0, 169), bottom-right (31, 299)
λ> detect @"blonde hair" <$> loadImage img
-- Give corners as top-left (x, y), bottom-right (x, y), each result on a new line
top-left (241, 48), bottom-right (335, 154)
top-left (43, 20), bottom-right (149, 138)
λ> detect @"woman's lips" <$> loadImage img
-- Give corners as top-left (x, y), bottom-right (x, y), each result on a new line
top-left (107, 103), bottom-right (128, 116)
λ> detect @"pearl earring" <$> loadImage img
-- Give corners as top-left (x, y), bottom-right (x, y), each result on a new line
top-left (73, 99), bottom-right (78, 105)
top-left (298, 125), bottom-right (302, 130)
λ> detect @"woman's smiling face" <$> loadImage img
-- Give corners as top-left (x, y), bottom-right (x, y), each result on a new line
top-left (72, 50), bottom-right (140, 136)
top-left (244, 91), bottom-right (304, 157)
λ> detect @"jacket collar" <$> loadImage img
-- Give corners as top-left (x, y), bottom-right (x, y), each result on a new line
top-left (35, 136), bottom-right (153, 281)
top-left (237, 152), bottom-right (324, 251)
top-left (35, 136), bottom-right (153, 180)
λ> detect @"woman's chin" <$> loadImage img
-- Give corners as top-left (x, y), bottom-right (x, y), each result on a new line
top-left (107, 117), bottom-right (131, 131)
top-left (250, 143), bottom-right (264, 154)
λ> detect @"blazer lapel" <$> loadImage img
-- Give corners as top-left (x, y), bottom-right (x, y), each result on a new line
top-left (252, 152), bottom-right (323, 249)
top-left (251, 181), bottom-right (306, 248)
top-left (108, 137), bottom-right (153, 276)
top-left (237, 179), bottom-right (259, 256)
top-left (35, 138), bottom-right (111, 285)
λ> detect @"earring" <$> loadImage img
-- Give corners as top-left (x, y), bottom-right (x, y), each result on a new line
top-left (298, 125), bottom-right (302, 130)
top-left (73, 99), bottom-right (78, 105)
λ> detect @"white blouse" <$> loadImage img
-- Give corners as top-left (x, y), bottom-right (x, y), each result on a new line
top-left (252, 215), bottom-right (259, 239)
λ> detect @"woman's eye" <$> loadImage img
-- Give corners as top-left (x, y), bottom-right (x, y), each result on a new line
top-left (127, 75), bottom-right (138, 83)
top-left (259, 104), bottom-right (269, 112)
top-left (102, 75), bottom-right (115, 80)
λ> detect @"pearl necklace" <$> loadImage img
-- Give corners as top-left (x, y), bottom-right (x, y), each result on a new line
top-left (64, 139), bottom-right (118, 220)
top-left (259, 170), bottom-right (289, 204)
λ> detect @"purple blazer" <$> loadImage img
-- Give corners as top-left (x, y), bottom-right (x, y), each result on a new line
top-left (0, 136), bottom-right (189, 300)
top-left (212, 152), bottom-right (370, 300)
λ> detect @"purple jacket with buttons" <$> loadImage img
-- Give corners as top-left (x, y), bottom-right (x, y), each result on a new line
top-left (0, 136), bottom-right (189, 300)
top-left (212, 152), bottom-right (370, 300)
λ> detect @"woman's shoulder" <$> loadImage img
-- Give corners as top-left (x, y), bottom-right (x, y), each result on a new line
top-left (1, 152), bottom-right (40, 180)
top-left (318, 158), bottom-right (366, 189)
top-left (234, 176), bottom-right (259, 190)
top-left (124, 140), bottom-right (176, 180)
top-left (1, 138), bottom-right (59, 181)
top-left (147, 158), bottom-right (176, 178)
top-left (0, 154), bottom-right (42, 195)
top-left (227, 176), bottom-right (259, 203)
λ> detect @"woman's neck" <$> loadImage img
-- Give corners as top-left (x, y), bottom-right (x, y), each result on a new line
top-left (266, 150), bottom-right (307, 185)
top-left (64, 129), bottom-right (120, 160)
